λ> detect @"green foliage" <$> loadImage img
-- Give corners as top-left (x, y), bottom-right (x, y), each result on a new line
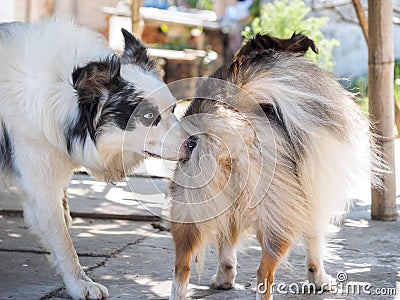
top-left (186, 0), bottom-right (214, 10)
top-left (348, 75), bottom-right (368, 113)
top-left (349, 60), bottom-right (400, 113)
top-left (152, 37), bottom-right (189, 51)
top-left (242, 0), bottom-right (339, 69)
top-left (395, 60), bottom-right (400, 103)
top-left (248, 0), bottom-right (261, 20)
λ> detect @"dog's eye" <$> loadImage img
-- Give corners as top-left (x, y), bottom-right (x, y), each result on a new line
top-left (143, 112), bottom-right (154, 119)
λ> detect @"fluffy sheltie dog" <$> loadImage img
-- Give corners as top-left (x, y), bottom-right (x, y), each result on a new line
top-left (169, 34), bottom-right (384, 300)
top-left (0, 19), bottom-right (188, 299)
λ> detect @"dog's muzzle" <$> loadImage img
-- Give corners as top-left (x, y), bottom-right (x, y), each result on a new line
top-left (186, 135), bottom-right (198, 151)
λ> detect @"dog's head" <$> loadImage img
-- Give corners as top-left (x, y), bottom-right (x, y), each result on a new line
top-left (69, 29), bottom-right (188, 180)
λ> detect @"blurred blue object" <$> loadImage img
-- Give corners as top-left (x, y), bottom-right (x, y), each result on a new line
top-left (144, 0), bottom-right (169, 9)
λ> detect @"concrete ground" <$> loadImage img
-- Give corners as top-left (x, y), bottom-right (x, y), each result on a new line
top-left (1, 155), bottom-right (400, 300)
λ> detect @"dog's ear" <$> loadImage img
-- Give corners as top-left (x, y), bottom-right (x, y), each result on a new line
top-left (121, 28), bottom-right (146, 61)
top-left (235, 33), bottom-right (318, 59)
top-left (121, 28), bottom-right (158, 73)
top-left (285, 32), bottom-right (318, 55)
top-left (235, 34), bottom-right (276, 58)
top-left (72, 55), bottom-right (121, 98)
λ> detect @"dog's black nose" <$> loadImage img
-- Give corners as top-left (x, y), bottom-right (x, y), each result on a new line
top-left (186, 135), bottom-right (198, 153)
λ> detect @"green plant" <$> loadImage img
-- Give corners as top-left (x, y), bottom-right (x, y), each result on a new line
top-left (242, 0), bottom-right (339, 69)
top-left (152, 37), bottom-right (190, 51)
top-left (395, 60), bottom-right (400, 102)
top-left (349, 60), bottom-right (400, 113)
top-left (348, 75), bottom-right (368, 113)
top-left (186, 0), bottom-right (214, 10)
top-left (248, 0), bottom-right (261, 20)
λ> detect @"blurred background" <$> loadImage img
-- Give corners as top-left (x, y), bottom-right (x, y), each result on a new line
top-left (0, 0), bottom-right (399, 104)
top-left (0, 4), bottom-right (399, 298)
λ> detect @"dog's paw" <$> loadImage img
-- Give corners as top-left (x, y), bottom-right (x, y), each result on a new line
top-left (210, 274), bottom-right (234, 290)
top-left (169, 279), bottom-right (188, 300)
top-left (169, 295), bottom-right (187, 300)
top-left (66, 278), bottom-right (108, 299)
top-left (256, 291), bottom-right (273, 300)
top-left (307, 269), bottom-right (334, 291)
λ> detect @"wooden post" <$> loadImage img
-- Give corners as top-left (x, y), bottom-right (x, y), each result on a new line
top-left (368, 0), bottom-right (398, 221)
top-left (352, 0), bottom-right (400, 136)
top-left (130, 0), bottom-right (142, 37)
top-left (45, 0), bottom-right (54, 15)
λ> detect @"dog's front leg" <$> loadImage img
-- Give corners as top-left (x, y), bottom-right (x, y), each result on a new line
top-left (170, 222), bottom-right (201, 300)
top-left (22, 182), bottom-right (108, 299)
top-left (305, 234), bottom-right (332, 290)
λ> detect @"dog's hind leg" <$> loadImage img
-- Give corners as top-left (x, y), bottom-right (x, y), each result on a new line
top-left (305, 234), bottom-right (332, 290)
top-left (17, 150), bottom-right (108, 299)
top-left (210, 227), bottom-right (239, 290)
top-left (62, 187), bottom-right (73, 229)
top-left (170, 222), bottom-right (202, 300)
top-left (256, 232), bottom-right (291, 300)
top-left (210, 243), bottom-right (237, 290)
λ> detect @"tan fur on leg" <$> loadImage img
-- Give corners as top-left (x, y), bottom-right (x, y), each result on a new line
top-left (170, 223), bottom-right (202, 300)
top-left (62, 188), bottom-right (72, 229)
top-left (256, 232), bottom-right (291, 300)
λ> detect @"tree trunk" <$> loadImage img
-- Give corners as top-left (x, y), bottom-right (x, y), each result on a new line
top-left (368, 0), bottom-right (397, 221)
top-left (352, 0), bottom-right (400, 137)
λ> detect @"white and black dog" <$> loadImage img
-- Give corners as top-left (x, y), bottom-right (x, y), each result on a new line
top-left (0, 19), bottom-right (188, 299)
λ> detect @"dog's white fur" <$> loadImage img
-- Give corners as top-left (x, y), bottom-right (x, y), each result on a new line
top-left (0, 19), bottom-right (187, 299)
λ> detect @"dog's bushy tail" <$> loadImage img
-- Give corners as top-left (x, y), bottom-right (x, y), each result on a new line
top-left (230, 34), bottom-right (386, 223)
top-left (239, 51), bottom-right (386, 231)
